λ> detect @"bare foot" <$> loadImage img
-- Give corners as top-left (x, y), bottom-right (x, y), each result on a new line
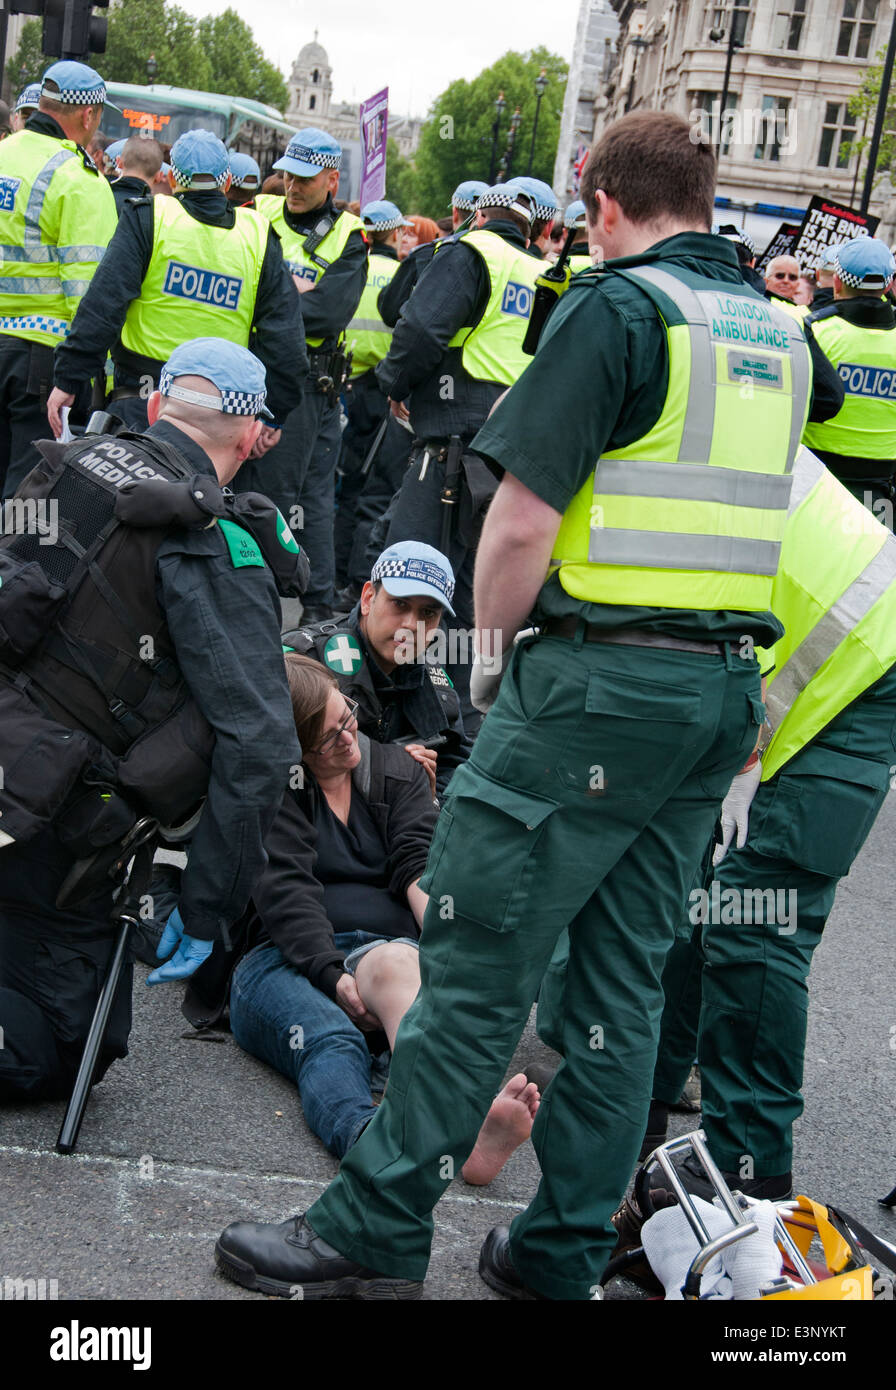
top-left (461, 1073), bottom-right (540, 1186)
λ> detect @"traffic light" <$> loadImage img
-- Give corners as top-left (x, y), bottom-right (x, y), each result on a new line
top-left (42, 0), bottom-right (66, 56)
top-left (61, 0), bottom-right (109, 59)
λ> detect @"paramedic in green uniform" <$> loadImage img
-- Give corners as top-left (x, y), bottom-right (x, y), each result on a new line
top-left (215, 110), bottom-right (823, 1301)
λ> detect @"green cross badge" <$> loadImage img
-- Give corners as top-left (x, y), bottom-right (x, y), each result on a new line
top-left (323, 633), bottom-right (364, 675)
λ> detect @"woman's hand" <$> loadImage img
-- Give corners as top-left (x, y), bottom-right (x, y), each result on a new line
top-left (403, 743), bottom-right (437, 798)
top-left (336, 972), bottom-right (383, 1031)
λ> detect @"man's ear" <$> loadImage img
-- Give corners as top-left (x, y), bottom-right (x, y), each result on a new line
top-left (327, 169), bottom-right (340, 199)
top-left (146, 390), bottom-right (162, 425)
top-left (359, 580), bottom-right (376, 616)
top-left (222, 171), bottom-right (233, 194)
top-left (240, 419), bottom-right (262, 458)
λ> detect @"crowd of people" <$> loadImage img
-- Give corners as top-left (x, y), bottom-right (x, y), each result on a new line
top-left (1, 58), bottom-right (895, 1302)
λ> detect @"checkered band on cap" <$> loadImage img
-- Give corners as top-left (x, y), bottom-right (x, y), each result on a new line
top-left (169, 158), bottom-right (230, 189)
top-left (453, 194), bottom-right (479, 210)
top-left (363, 212), bottom-right (406, 231)
top-left (734, 229), bottom-right (756, 257)
top-left (159, 368), bottom-right (266, 416)
top-left (372, 553), bottom-right (456, 603)
top-left (43, 80), bottom-right (107, 106)
top-left (478, 189), bottom-right (533, 219)
top-left (285, 143), bottom-right (341, 169)
top-left (833, 251), bottom-right (885, 288)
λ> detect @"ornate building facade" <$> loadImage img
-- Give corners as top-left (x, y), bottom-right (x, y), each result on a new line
top-left (285, 33), bottom-right (422, 159)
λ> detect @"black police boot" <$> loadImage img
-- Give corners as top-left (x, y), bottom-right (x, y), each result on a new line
top-left (639, 1100), bottom-right (670, 1161)
top-left (215, 1214), bottom-right (423, 1300)
top-left (478, 1226), bottom-right (547, 1300)
top-left (300, 603), bottom-right (336, 625)
top-left (333, 582), bottom-right (362, 613)
top-left (651, 1151), bottom-right (792, 1202)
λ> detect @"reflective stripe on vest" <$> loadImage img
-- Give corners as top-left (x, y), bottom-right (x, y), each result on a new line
top-left (347, 253), bottom-right (399, 377)
top-left (120, 198), bottom-right (268, 360)
top-left (549, 263), bottom-right (813, 610)
top-left (759, 446), bottom-right (896, 777)
top-left (446, 229), bottom-right (543, 385)
top-left (254, 196), bottom-right (366, 347)
top-left (802, 310), bottom-right (896, 461)
top-left (0, 131), bottom-right (115, 346)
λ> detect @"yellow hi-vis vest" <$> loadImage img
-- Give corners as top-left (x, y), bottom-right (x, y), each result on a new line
top-left (550, 264), bottom-right (813, 610)
top-left (570, 253), bottom-right (593, 274)
top-left (802, 309), bottom-right (896, 462)
top-left (446, 229), bottom-right (543, 385)
top-left (0, 129), bottom-right (116, 347)
top-left (120, 197), bottom-right (268, 362)
top-left (254, 196), bottom-right (366, 347)
top-left (758, 447), bottom-right (896, 778)
top-left (346, 252), bottom-right (399, 378)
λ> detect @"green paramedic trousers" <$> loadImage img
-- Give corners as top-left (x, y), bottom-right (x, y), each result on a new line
top-left (307, 630), bottom-right (763, 1299)
top-left (649, 663), bottom-right (896, 1177)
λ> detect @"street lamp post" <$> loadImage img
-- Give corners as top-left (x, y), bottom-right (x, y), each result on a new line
top-left (860, 6), bottom-right (896, 214)
top-left (488, 92), bottom-right (506, 184)
top-left (624, 35), bottom-right (650, 114)
top-left (709, 2), bottom-right (746, 154)
top-left (527, 68), bottom-right (548, 175)
top-left (499, 106), bottom-right (522, 183)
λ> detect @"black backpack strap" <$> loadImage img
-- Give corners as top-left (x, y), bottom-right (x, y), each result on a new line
top-left (824, 1204), bottom-right (896, 1278)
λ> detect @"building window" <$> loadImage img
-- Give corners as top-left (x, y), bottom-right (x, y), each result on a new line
top-left (817, 102), bottom-right (857, 166)
top-left (754, 96), bottom-right (791, 161)
top-left (312, 68), bottom-right (319, 83)
top-left (692, 90), bottom-right (739, 155)
top-left (772, 0), bottom-right (808, 50)
top-left (309, 95), bottom-right (316, 110)
top-left (705, 1), bottom-right (751, 46)
top-left (837, 0), bottom-right (880, 58)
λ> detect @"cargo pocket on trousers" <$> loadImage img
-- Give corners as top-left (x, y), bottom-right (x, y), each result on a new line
top-left (748, 745), bottom-right (889, 878)
top-left (419, 765), bottom-right (559, 931)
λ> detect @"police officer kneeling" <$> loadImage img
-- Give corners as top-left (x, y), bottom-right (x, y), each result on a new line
top-left (284, 541), bottom-right (471, 801)
top-left (0, 339), bottom-right (304, 1101)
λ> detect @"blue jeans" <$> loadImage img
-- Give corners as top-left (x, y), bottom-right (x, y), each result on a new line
top-left (229, 934), bottom-right (394, 1158)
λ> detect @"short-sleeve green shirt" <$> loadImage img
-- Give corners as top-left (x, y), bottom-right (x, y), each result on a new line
top-left (471, 232), bottom-right (785, 647)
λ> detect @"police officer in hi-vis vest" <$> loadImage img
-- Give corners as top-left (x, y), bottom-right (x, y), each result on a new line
top-left (212, 112), bottom-right (841, 1302)
top-left (377, 182), bottom-right (543, 729)
top-left (803, 236), bottom-right (896, 524)
top-left (46, 129), bottom-right (306, 450)
top-left (563, 200), bottom-right (594, 274)
top-left (0, 61), bottom-right (118, 498)
top-left (335, 200), bottom-right (415, 609)
top-left (236, 128), bottom-right (368, 622)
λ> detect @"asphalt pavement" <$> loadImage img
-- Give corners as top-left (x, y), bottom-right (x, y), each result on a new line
top-left (2, 782), bottom-right (894, 1307)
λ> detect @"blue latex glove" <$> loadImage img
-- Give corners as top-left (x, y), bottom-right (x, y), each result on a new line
top-left (146, 906), bottom-right (213, 985)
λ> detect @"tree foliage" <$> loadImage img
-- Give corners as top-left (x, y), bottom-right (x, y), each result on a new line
top-left (384, 136), bottom-right (419, 212)
top-left (411, 47), bottom-right (569, 215)
top-left (847, 45), bottom-right (895, 193)
top-left (6, 1), bottom-right (287, 110)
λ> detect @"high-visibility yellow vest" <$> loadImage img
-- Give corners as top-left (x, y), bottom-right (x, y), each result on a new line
top-left (570, 253), bottom-right (593, 274)
top-left (802, 309), bottom-right (896, 462)
top-left (770, 295), bottom-right (810, 321)
top-left (119, 197), bottom-right (268, 362)
top-left (346, 252), bottom-right (399, 378)
top-left (0, 129), bottom-right (116, 347)
top-left (550, 263), bottom-right (813, 609)
top-left (446, 229), bottom-right (543, 385)
top-left (254, 195), bottom-right (366, 347)
top-left (759, 447), bottom-right (896, 778)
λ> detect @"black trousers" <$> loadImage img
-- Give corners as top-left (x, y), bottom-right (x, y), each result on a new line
top-left (0, 336), bottom-right (54, 499)
top-left (0, 831), bottom-right (129, 1102)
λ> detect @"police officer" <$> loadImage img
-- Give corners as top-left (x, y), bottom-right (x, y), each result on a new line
top-left (47, 129), bottom-right (306, 445)
top-left (378, 179), bottom-right (487, 329)
top-left (511, 176), bottom-right (559, 259)
top-left (108, 136), bottom-right (163, 216)
top-left (284, 541), bottom-right (471, 800)
top-left (0, 339), bottom-right (303, 1101)
top-left (335, 200), bottom-right (415, 608)
top-left (644, 447), bottom-right (896, 1199)
top-left (102, 137), bottom-right (125, 177)
top-left (212, 111), bottom-right (820, 1301)
top-left (715, 223), bottom-right (764, 293)
top-left (236, 128), bottom-right (368, 621)
top-left (0, 61), bottom-right (118, 498)
top-left (11, 83), bottom-right (41, 133)
top-left (802, 237), bottom-right (896, 520)
top-left (227, 152), bottom-right (260, 208)
top-left (563, 200), bottom-right (593, 273)
top-left (377, 182), bottom-right (542, 727)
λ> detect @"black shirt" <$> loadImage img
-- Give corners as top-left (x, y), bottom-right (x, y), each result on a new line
top-left (279, 193), bottom-right (369, 347)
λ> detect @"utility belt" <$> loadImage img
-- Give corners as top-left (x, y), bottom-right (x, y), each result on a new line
top-left (307, 342), bottom-right (353, 404)
top-left (409, 436), bottom-right (499, 554)
top-left (544, 618), bottom-right (726, 656)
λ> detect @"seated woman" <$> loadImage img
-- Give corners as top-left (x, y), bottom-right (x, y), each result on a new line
top-left (230, 654), bottom-right (538, 1183)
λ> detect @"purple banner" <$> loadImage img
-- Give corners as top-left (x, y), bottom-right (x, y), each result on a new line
top-left (359, 87), bottom-right (389, 208)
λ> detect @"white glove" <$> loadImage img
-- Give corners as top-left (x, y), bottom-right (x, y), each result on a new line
top-left (714, 758), bottom-right (762, 866)
top-left (640, 1196), bottom-right (733, 1300)
top-left (470, 644), bottom-right (510, 714)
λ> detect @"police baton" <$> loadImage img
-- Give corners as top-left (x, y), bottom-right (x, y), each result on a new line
top-left (522, 227), bottom-right (579, 356)
top-left (56, 818), bottom-right (158, 1155)
top-left (361, 413), bottom-right (390, 477)
top-left (439, 435), bottom-right (464, 555)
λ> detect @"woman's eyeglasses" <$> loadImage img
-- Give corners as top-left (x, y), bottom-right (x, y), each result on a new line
top-left (310, 699), bottom-right (359, 754)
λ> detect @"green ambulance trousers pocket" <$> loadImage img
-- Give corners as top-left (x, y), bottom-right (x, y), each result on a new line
top-left (419, 765), bottom-right (559, 932)
top-left (749, 745), bottom-right (889, 878)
